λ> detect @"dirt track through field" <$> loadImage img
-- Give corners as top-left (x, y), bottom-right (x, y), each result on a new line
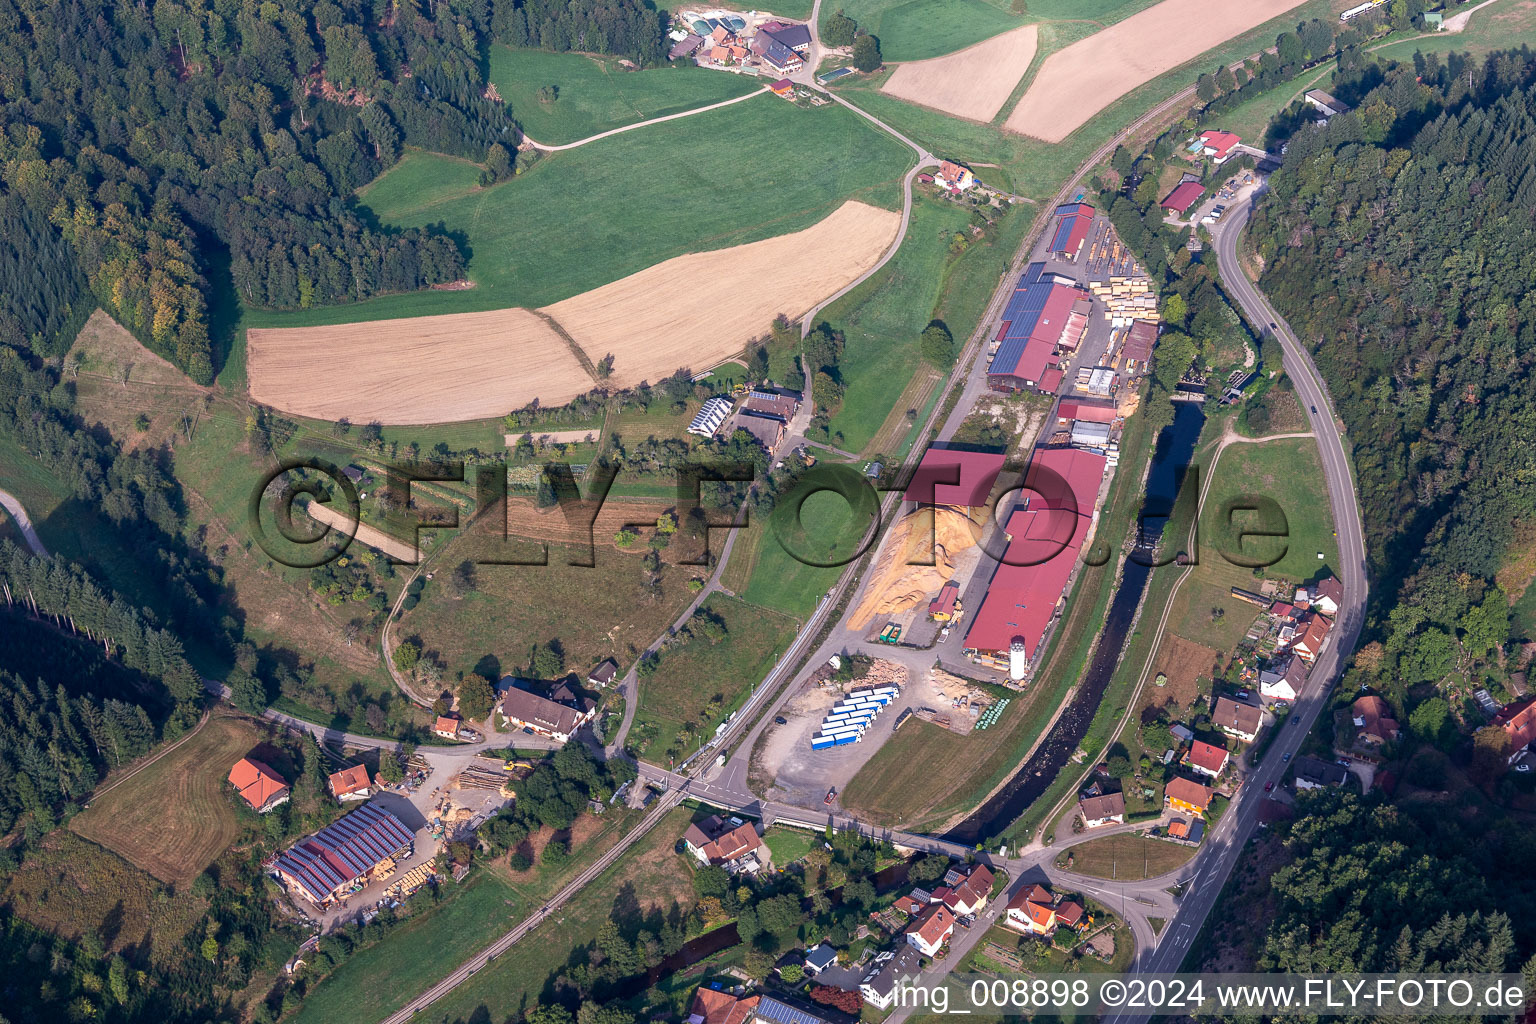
top-left (246, 308), bottom-right (593, 425)
top-left (305, 500), bottom-right (421, 562)
top-left (1005, 0), bottom-right (1307, 142)
top-left (880, 24), bottom-right (1039, 123)
top-left (542, 201), bottom-right (902, 388)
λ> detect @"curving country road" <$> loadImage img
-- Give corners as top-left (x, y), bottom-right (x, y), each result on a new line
top-left (1097, 185), bottom-right (1370, 1008)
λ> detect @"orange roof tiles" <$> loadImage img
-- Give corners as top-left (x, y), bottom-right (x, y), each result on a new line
top-left (229, 758), bottom-right (288, 811)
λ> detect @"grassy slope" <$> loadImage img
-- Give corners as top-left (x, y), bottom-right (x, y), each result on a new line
top-left (1203, 436), bottom-right (1339, 584)
top-left (246, 99), bottom-right (911, 329)
top-left (488, 47), bottom-right (758, 145)
top-left (423, 806), bottom-right (701, 1023)
top-left (740, 477), bottom-right (880, 618)
top-left (69, 713), bottom-right (263, 884)
top-left (632, 594), bottom-right (799, 763)
top-left (396, 541), bottom-right (697, 684)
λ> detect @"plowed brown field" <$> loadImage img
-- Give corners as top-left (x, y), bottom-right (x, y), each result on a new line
top-left (1005, 0), bottom-right (1307, 142)
top-left (246, 307), bottom-right (592, 424)
top-left (881, 24), bottom-right (1039, 123)
top-left (542, 200), bottom-right (901, 388)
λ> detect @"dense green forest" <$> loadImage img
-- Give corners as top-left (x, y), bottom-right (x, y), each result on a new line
top-left (1250, 47), bottom-right (1536, 691)
top-left (1262, 790), bottom-right (1536, 975)
top-left (0, 0), bottom-right (667, 382)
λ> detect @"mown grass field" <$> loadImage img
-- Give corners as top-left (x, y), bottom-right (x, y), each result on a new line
top-left (489, 47), bottom-right (759, 145)
top-left (821, 193), bottom-right (1029, 454)
top-left (762, 824), bottom-right (818, 866)
top-left (1060, 833), bottom-right (1197, 880)
top-left (1367, 0), bottom-right (1536, 62)
top-left (70, 712), bottom-right (265, 884)
top-left (248, 99), bottom-right (910, 329)
top-left (423, 805), bottom-right (702, 1024)
top-left (291, 808), bottom-right (641, 1024)
top-left (739, 475), bottom-right (881, 618)
top-left (1202, 436), bottom-right (1338, 584)
top-left (632, 594), bottom-right (799, 764)
top-left (823, 0), bottom-right (1154, 62)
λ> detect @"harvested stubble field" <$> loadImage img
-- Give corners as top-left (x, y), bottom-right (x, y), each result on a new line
top-left (1005, 0), bottom-right (1309, 142)
top-left (880, 23), bottom-right (1039, 122)
top-left (542, 201), bottom-right (901, 388)
top-left (304, 499), bottom-right (421, 562)
top-left (68, 712), bottom-right (266, 884)
top-left (245, 307), bottom-right (592, 424)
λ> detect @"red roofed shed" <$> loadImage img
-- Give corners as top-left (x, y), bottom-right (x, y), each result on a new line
top-left (1160, 181), bottom-right (1203, 214)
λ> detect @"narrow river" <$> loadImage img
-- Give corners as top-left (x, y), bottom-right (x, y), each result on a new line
top-left (942, 402), bottom-right (1207, 846)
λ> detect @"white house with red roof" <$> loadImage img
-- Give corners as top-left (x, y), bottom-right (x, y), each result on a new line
top-left (1492, 695), bottom-right (1536, 764)
top-left (932, 863), bottom-right (994, 916)
top-left (1196, 130), bottom-right (1241, 164)
top-left (905, 902), bottom-right (955, 956)
top-left (1004, 883), bottom-right (1087, 937)
top-left (1182, 740), bottom-right (1229, 779)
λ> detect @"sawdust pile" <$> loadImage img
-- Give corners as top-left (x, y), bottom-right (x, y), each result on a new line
top-left (848, 505), bottom-right (982, 630)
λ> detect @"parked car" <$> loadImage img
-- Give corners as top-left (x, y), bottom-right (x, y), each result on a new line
top-left (1265, 781), bottom-right (1274, 792)
top-left (1336, 758), bottom-right (1351, 767)
top-left (1518, 763), bottom-right (1532, 773)
top-left (774, 716), bottom-right (787, 725)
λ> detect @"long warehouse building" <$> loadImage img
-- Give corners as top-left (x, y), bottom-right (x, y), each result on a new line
top-left (964, 447), bottom-right (1107, 671)
top-left (988, 263), bottom-right (1092, 393)
top-left (273, 801), bottom-right (415, 905)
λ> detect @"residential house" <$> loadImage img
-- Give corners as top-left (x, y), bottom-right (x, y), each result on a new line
top-left (683, 814), bottom-right (769, 873)
top-left (860, 946), bottom-right (922, 1010)
top-left (433, 715), bottom-right (461, 740)
top-left (1492, 695), bottom-right (1536, 764)
top-left (1311, 576), bottom-right (1343, 616)
top-left (1164, 776), bottom-right (1214, 817)
top-left (1004, 883), bottom-right (1086, 937)
top-left (1291, 613), bottom-right (1333, 663)
top-left (905, 903), bottom-right (955, 956)
top-left (1350, 695), bottom-right (1399, 746)
top-left (803, 943), bottom-right (839, 976)
top-left (327, 764), bottom-right (371, 802)
top-left (1077, 792), bottom-right (1125, 828)
top-left (1183, 740), bottom-right (1229, 779)
top-left (935, 160), bottom-right (975, 192)
top-left (1260, 655), bottom-right (1307, 701)
top-left (1293, 755), bottom-right (1349, 789)
top-left (587, 659), bottom-right (619, 688)
top-left (758, 21), bottom-right (812, 52)
top-left (894, 888), bottom-right (932, 916)
top-left (499, 681), bottom-right (596, 743)
top-left (758, 38), bottom-right (803, 73)
top-left (1195, 130), bottom-right (1241, 164)
top-left (229, 758), bottom-right (290, 813)
top-left (742, 387), bottom-right (801, 421)
top-left (1212, 696), bottom-right (1263, 743)
top-left (688, 988), bottom-right (760, 1024)
top-left (932, 863), bottom-right (994, 916)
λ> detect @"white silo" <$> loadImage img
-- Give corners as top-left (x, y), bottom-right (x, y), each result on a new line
top-left (1009, 638), bottom-right (1027, 681)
